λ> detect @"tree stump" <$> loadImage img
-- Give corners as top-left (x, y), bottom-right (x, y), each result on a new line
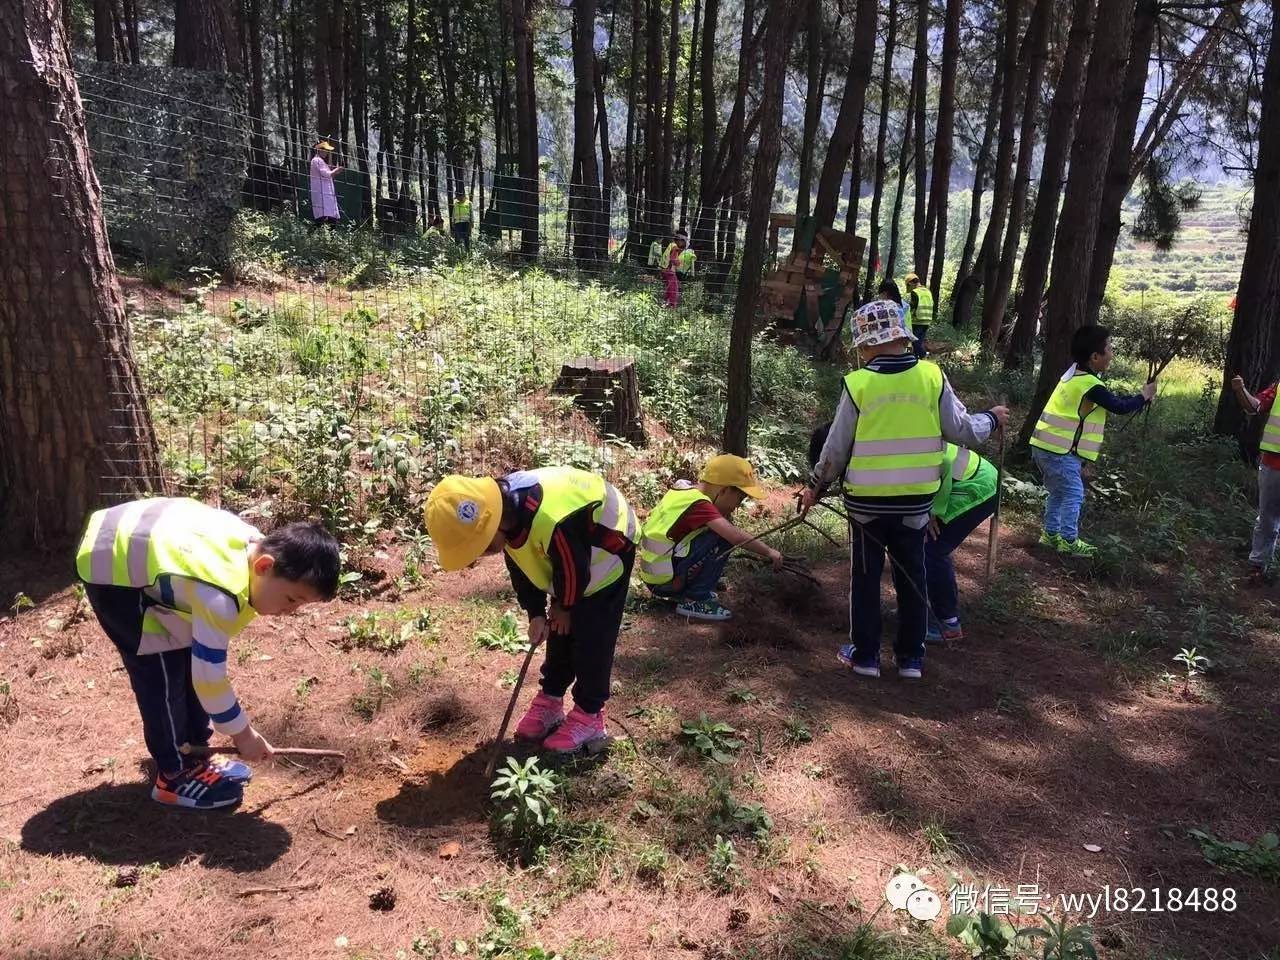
top-left (552, 358), bottom-right (647, 446)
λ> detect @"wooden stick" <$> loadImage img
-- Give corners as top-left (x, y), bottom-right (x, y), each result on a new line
top-left (484, 642), bottom-right (539, 781)
top-left (986, 425), bottom-right (1006, 584)
top-left (181, 744), bottom-right (346, 760)
top-left (236, 880), bottom-right (321, 898)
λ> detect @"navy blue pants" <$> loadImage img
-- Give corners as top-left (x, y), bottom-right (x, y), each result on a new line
top-left (849, 516), bottom-right (928, 664)
top-left (648, 531), bottom-right (731, 603)
top-left (540, 550), bottom-right (635, 714)
top-left (85, 583), bottom-right (210, 776)
top-left (925, 496), bottom-right (998, 622)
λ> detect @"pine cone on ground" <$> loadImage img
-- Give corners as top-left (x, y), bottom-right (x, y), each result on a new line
top-left (114, 866), bottom-right (140, 888)
top-left (368, 885), bottom-right (396, 911)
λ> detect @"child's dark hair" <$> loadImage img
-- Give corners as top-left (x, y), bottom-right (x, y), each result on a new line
top-left (808, 422), bottom-right (832, 469)
top-left (1071, 325), bottom-right (1111, 368)
top-left (259, 522), bottom-right (341, 599)
top-left (878, 279), bottom-right (902, 304)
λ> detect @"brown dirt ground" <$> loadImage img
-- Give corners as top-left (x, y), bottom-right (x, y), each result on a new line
top-left (2, 515), bottom-right (1279, 960)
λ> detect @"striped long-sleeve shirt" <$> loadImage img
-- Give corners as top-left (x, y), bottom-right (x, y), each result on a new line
top-left (142, 575), bottom-right (252, 735)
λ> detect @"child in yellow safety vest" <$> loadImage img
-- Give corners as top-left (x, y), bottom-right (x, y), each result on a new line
top-left (425, 467), bottom-right (637, 754)
top-left (75, 499), bottom-right (340, 809)
top-left (1029, 325), bottom-right (1155, 558)
top-left (660, 230), bottom-right (688, 308)
top-left (801, 300), bottom-right (1007, 680)
top-left (1229, 373), bottom-right (1280, 576)
top-left (638, 455), bottom-right (782, 622)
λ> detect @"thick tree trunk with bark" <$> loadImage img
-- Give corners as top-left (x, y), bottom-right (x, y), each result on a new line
top-left (1020, 0), bottom-right (1140, 447)
top-left (1, 0), bottom-right (161, 546)
top-left (924, 0), bottom-right (961, 299)
top-left (812, 0), bottom-right (877, 231)
top-left (910, 0), bottom-right (928, 272)
top-left (512, 0), bottom-right (540, 257)
top-left (795, 0), bottom-right (824, 223)
top-left (175, 0), bottom-right (233, 71)
top-left (1005, 0), bottom-right (1094, 368)
top-left (571, 0), bottom-right (605, 264)
top-left (1215, 0), bottom-right (1280, 440)
top-left (1084, 0), bottom-right (1159, 324)
top-left (863, 0), bottom-right (899, 300)
top-left (982, 0), bottom-right (1049, 345)
top-left (723, 0), bottom-right (801, 454)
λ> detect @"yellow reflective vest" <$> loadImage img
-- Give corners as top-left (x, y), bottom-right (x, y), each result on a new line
top-left (1261, 404), bottom-right (1280, 454)
top-left (676, 248), bottom-right (697, 276)
top-left (638, 487), bottom-right (713, 585)
top-left (76, 498), bottom-right (260, 642)
top-left (911, 286), bottom-right (935, 328)
top-left (1029, 369), bottom-right (1107, 462)
top-left (453, 198), bottom-right (472, 222)
top-left (504, 468), bottom-right (637, 598)
top-left (842, 361), bottom-right (945, 498)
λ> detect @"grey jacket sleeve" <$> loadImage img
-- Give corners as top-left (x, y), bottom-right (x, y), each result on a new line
top-left (809, 389), bottom-right (858, 490)
top-left (939, 375), bottom-right (998, 448)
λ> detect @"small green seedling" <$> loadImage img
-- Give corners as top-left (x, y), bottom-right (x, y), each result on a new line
top-left (475, 611), bottom-right (530, 654)
top-left (1173, 646), bottom-right (1210, 694)
top-left (679, 714), bottom-right (744, 764)
top-left (1021, 915), bottom-right (1098, 960)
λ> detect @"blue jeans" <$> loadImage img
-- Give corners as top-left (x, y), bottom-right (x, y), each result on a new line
top-left (849, 517), bottom-right (928, 664)
top-left (1033, 449), bottom-right (1086, 542)
top-left (925, 496), bottom-right (998, 622)
top-left (648, 531), bottom-right (731, 602)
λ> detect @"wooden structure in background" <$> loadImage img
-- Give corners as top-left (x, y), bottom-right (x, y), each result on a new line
top-left (761, 214), bottom-right (867, 334)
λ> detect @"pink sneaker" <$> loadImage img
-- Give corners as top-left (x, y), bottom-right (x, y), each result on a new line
top-left (542, 705), bottom-right (609, 755)
top-left (514, 692), bottom-right (564, 743)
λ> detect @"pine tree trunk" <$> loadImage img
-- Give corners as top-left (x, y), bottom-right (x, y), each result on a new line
top-left (245, 0), bottom-right (267, 167)
top-left (812, 0), bottom-right (878, 231)
top-left (884, 75), bottom-right (915, 285)
top-left (94, 0), bottom-right (116, 60)
top-left (1, 0), bottom-right (161, 545)
top-left (352, 0), bottom-right (373, 220)
top-left (400, 0), bottom-right (418, 202)
top-left (972, 0), bottom-right (1024, 339)
top-left (679, 0), bottom-right (700, 226)
top-left (624, 0), bottom-right (641, 255)
top-left (644, 0), bottom-right (663, 237)
top-left (863, 0), bottom-right (899, 300)
top-left (512, 0), bottom-right (540, 257)
top-left (1215, 0), bottom-right (1280, 440)
top-left (723, 0), bottom-right (801, 454)
top-left (795, 0), bottom-right (824, 223)
top-left (572, 0), bottom-right (604, 264)
top-left (328, 0), bottom-right (346, 146)
top-left (1084, 0), bottom-right (1158, 325)
top-left (374, 0), bottom-right (395, 198)
top-left (1005, 0), bottom-right (1094, 369)
top-left (175, 0), bottom-right (232, 71)
top-left (982, 0), bottom-right (1049, 345)
top-left (661, 0), bottom-right (679, 220)
top-left (1020, 0), bottom-right (1140, 447)
top-left (693, 0), bottom-right (722, 255)
top-left (910, 0), bottom-right (928, 272)
top-left (123, 0), bottom-right (141, 62)
top-left (925, 0), bottom-right (961, 301)
top-left (846, 112), bottom-right (864, 236)
top-left (596, 50), bottom-right (614, 236)
top-left (949, 45), bottom-right (1002, 318)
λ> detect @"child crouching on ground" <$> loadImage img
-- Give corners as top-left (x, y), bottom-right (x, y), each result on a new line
top-left (1230, 373), bottom-right (1280, 576)
top-left (77, 498), bottom-right (340, 810)
top-left (425, 466), bottom-right (636, 754)
top-left (1028, 325), bottom-right (1155, 557)
top-left (638, 454), bottom-right (782, 622)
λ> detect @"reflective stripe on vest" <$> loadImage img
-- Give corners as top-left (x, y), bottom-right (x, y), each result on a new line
top-left (948, 443), bottom-right (981, 482)
top-left (912, 287), bottom-right (935, 327)
top-left (1028, 371), bottom-right (1107, 462)
top-left (453, 199), bottom-right (472, 222)
top-left (504, 468), bottom-right (637, 598)
top-left (75, 498), bottom-right (259, 636)
top-left (842, 361), bottom-right (945, 497)
top-left (639, 487), bottom-right (713, 585)
top-left (1262, 407), bottom-right (1280, 454)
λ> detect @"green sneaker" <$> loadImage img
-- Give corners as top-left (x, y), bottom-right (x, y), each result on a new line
top-left (676, 598), bottom-right (733, 622)
top-left (1056, 537), bottom-right (1098, 558)
top-left (1038, 531), bottom-right (1065, 550)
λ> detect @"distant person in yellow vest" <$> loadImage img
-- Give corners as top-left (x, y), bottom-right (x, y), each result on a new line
top-left (660, 229), bottom-right (688, 308)
top-left (676, 244), bottom-right (697, 279)
top-left (76, 499), bottom-right (340, 809)
top-left (309, 140), bottom-right (343, 227)
top-left (452, 194), bottom-right (474, 251)
top-left (639, 455), bottom-right (782, 622)
top-left (1029, 325), bottom-right (1155, 557)
top-left (425, 468), bottom-right (637, 755)
top-left (800, 300), bottom-right (1007, 680)
top-left (1231, 372), bottom-right (1280, 578)
top-left (904, 272), bottom-right (934, 358)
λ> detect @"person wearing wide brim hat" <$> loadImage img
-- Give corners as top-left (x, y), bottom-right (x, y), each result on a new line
top-left (309, 139), bottom-right (343, 227)
top-left (637, 454), bottom-right (780, 622)
top-left (799, 296), bottom-right (1008, 682)
top-left (425, 467), bottom-right (638, 757)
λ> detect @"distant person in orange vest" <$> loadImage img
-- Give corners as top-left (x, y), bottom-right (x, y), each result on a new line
top-left (309, 140), bottom-right (342, 227)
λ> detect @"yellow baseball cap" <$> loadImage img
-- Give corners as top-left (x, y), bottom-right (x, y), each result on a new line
top-left (699, 454), bottom-right (767, 501)
top-left (314, 140), bottom-right (335, 151)
top-left (904, 272), bottom-right (921, 284)
top-left (424, 476), bottom-right (502, 571)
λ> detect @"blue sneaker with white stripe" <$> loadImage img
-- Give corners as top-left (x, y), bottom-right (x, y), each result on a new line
top-left (206, 756), bottom-right (253, 784)
top-left (152, 761), bottom-right (243, 809)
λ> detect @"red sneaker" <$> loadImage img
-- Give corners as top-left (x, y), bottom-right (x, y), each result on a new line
top-left (542, 705), bottom-right (608, 754)
top-left (514, 692), bottom-right (564, 743)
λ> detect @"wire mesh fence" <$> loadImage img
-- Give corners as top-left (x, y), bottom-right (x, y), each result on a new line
top-left (66, 62), bottom-right (774, 540)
